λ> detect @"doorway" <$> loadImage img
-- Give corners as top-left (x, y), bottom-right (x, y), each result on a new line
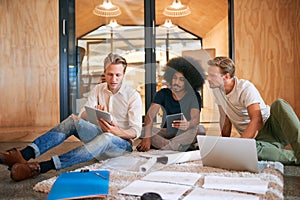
top-left (59, 0), bottom-right (233, 121)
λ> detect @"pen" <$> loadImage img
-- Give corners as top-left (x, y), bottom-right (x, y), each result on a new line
top-left (94, 172), bottom-right (107, 180)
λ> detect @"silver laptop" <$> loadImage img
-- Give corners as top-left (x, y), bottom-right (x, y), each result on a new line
top-left (197, 136), bottom-right (259, 173)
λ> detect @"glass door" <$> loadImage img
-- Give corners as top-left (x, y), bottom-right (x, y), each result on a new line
top-left (61, 0), bottom-right (231, 121)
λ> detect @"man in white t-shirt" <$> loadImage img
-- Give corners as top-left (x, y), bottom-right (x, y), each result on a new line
top-left (207, 56), bottom-right (299, 165)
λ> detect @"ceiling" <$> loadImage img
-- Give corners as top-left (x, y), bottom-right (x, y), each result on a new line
top-left (76, 0), bottom-right (228, 39)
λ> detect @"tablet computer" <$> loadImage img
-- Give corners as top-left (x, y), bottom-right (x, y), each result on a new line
top-left (85, 106), bottom-right (113, 126)
top-left (166, 113), bottom-right (184, 135)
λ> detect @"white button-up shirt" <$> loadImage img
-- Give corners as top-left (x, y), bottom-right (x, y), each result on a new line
top-left (79, 82), bottom-right (143, 139)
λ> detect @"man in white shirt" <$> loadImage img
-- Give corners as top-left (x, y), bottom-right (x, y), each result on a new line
top-left (207, 56), bottom-right (300, 165)
top-left (0, 53), bottom-right (143, 181)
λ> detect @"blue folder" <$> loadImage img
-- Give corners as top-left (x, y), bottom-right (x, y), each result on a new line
top-left (46, 170), bottom-right (109, 200)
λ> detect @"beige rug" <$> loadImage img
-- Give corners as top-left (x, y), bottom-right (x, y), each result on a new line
top-left (33, 151), bottom-right (284, 200)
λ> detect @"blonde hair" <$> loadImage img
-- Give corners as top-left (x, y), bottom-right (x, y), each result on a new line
top-left (207, 57), bottom-right (235, 78)
top-left (104, 53), bottom-right (127, 72)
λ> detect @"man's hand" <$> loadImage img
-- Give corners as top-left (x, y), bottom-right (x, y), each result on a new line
top-left (98, 117), bottom-right (136, 140)
top-left (136, 138), bottom-right (151, 152)
top-left (97, 119), bottom-right (120, 135)
top-left (70, 114), bottom-right (79, 121)
top-left (94, 104), bottom-right (107, 111)
top-left (172, 116), bottom-right (189, 131)
top-left (241, 103), bottom-right (263, 138)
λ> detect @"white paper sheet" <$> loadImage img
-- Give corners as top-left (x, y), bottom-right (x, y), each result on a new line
top-left (202, 176), bottom-right (269, 194)
top-left (142, 171), bottom-right (202, 186)
top-left (100, 156), bottom-right (144, 171)
top-left (165, 150), bottom-right (201, 164)
top-left (183, 188), bottom-right (259, 200)
top-left (118, 180), bottom-right (191, 200)
top-left (140, 150), bottom-right (201, 165)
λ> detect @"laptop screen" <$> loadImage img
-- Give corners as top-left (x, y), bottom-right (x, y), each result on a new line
top-left (197, 136), bottom-right (259, 173)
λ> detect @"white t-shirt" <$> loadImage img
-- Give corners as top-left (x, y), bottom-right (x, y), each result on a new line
top-left (212, 77), bottom-right (270, 135)
top-left (78, 82), bottom-right (143, 139)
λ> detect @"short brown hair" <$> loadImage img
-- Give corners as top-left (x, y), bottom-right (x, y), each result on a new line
top-left (104, 52), bottom-right (127, 72)
top-left (207, 57), bottom-right (235, 78)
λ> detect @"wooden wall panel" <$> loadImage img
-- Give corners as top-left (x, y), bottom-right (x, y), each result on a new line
top-left (234, 0), bottom-right (300, 118)
top-left (0, 0), bottom-right (59, 129)
top-left (202, 17), bottom-right (229, 57)
top-left (201, 17), bottom-right (228, 123)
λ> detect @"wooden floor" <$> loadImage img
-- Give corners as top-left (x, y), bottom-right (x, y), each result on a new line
top-left (0, 126), bottom-right (80, 142)
top-left (0, 107), bottom-right (239, 142)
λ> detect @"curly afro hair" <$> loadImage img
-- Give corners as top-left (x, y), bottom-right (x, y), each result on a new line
top-left (163, 56), bottom-right (205, 91)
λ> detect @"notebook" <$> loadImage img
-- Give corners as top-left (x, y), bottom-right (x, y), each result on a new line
top-left (46, 170), bottom-right (109, 200)
top-left (197, 136), bottom-right (259, 173)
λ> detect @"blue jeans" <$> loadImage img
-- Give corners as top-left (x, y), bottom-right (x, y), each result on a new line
top-left (28, 116), bottom-right (132, 170)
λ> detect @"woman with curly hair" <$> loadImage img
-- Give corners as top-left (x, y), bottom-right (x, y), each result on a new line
top-left (137, 56), bottom-right (206, 152)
